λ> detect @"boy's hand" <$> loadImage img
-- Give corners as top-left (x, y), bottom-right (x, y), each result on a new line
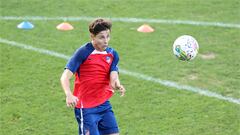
top-left (114, 81), bottom-right (125, 97)
top-left (66, 94), bottom-right (79, 107)
top-left (116, 84), bottom-right (126, 97)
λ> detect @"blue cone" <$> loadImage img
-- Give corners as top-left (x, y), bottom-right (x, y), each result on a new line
top-left (17, 21), bottom-right (34, 29)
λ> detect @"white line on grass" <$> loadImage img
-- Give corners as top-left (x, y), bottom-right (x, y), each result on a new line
top-left (0, 16), bottom-right (240, 29)
top-left (1, 38), bottom-right (240, 105)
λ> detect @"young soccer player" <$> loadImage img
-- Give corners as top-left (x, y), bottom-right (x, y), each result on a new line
top-left (60, 18), bottom-right (125, 135)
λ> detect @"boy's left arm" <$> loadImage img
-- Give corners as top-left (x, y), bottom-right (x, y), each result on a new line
top-left (110, 71), bottom-right (125, 97)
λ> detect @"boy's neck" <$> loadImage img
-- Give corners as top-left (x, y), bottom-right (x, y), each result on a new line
top-left (91, 41), bottom-right (106, 52)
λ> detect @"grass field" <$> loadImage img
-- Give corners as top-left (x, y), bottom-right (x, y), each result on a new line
top-left (0, 0), bottom-right (240, 135)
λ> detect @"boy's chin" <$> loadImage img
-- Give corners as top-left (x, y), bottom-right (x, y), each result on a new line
top-left (102, 45), bottom-right (108, 50)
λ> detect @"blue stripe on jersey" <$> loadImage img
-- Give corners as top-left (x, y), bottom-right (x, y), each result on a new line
top-left (65, 42), bottom-right (94, 74)
top-left (65, 42), bottom-right (119, 74)
top-left (106, 47), bottom-right (119, 72)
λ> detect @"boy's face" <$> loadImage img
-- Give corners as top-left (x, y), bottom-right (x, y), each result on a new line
top-left (91, 29), bottom-right (110, 51)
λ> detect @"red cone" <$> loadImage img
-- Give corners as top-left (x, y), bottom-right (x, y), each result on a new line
top-left (56, 22), bottom-right (74, 31)
top-left (137, 24), bottom-right (154, 33)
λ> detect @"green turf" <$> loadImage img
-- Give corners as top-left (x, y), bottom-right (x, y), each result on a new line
top-left (1, 0), bottom-right (240, 135)
top-left (1, 0), bottom-right (240, 23)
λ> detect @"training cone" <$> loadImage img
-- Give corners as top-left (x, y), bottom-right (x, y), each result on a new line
top-left (56, 22), bottom-right (74, 31)
top-left (17, 21), bottom-right (34, 29)
top-left (137, 24), bottom-right (154, 33)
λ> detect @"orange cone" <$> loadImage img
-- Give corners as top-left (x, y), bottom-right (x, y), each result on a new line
top-left (56, 22), bottom-right (74, 31)
top-left (137, 24), bottom-right (154, 33)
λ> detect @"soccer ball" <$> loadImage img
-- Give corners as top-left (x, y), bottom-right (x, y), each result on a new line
top-left (173, 35), bottom-right (199, 61)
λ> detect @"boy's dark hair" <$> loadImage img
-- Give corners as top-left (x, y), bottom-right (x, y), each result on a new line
top-left (89, 18), bottom-right (112, 35)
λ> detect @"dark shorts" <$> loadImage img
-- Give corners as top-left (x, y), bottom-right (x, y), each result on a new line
top-left (74, 101), bottom-right (119, 135)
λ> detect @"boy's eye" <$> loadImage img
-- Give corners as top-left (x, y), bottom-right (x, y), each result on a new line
top-left (96, 34), bottom-right (110, 39)
top-left (97, 35), bottom-right (104, 38)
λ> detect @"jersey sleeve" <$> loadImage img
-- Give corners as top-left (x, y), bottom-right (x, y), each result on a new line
top-left (65, 47), bottom-right (86, 73)
top-left (110, 50), bottom-right (119, 72)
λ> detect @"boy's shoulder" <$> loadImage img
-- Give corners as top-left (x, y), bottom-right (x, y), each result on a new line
top-left (106, 46), bottom-right (118, 54)
top-left (73, 42), bottom-right (94, 58)
top-left (79, 42), bottom-right (94, 50)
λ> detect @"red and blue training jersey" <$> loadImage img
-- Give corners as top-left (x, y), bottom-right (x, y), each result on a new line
top-left (65, 42), bottom-right (119, 108)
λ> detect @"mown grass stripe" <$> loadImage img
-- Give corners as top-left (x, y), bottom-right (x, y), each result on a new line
top-left (1, 37), bottom-right (239, 105)
top-left (0, 16), bottom-right (240, 29)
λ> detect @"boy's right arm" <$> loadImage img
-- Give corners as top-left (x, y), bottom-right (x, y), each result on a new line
top-left (60, 69), bottom-right (79, 107)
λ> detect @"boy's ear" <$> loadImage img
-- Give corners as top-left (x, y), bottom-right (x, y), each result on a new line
top-left (90, 33), bottom-right (95, 39)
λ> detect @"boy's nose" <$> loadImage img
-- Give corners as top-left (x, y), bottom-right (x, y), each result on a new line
top-left (104, 38), bottom-right (108, 43)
